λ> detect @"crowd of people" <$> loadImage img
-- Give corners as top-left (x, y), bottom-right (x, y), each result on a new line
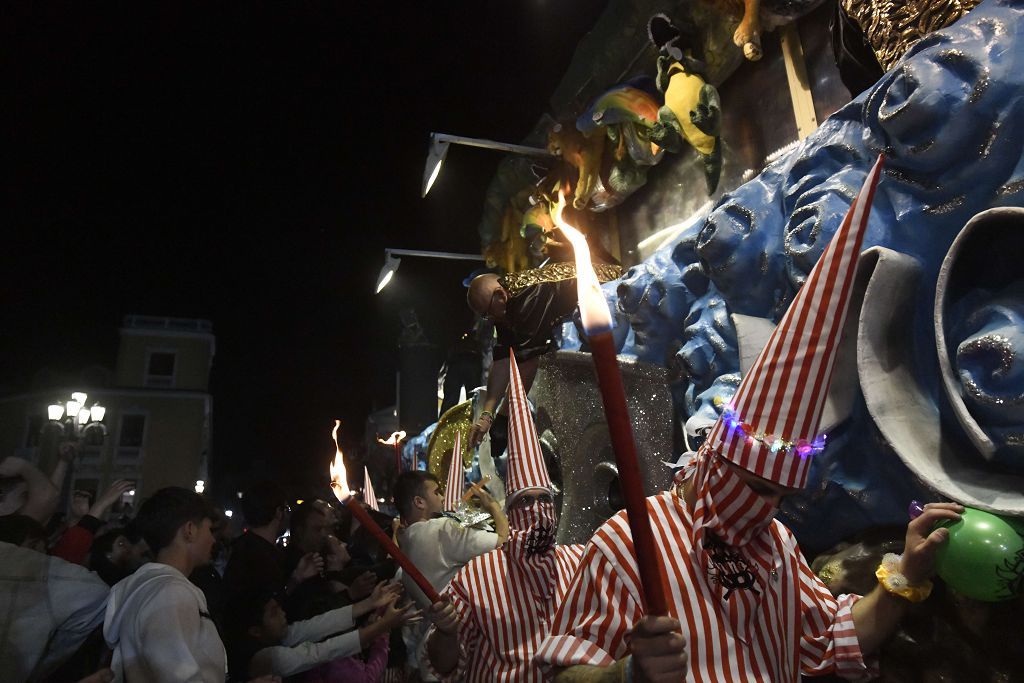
top-left (0, 446), bottom-right (434, 683)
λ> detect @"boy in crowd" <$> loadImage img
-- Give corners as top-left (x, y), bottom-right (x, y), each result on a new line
top-left (103, 486), bottom-right (226, 682)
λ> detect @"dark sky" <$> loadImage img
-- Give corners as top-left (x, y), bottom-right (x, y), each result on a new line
top-left (5, 2), bottom-right (608, 499)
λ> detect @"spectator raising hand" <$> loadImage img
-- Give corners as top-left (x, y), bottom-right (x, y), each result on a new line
top-left (90, 480), bottom-right (134, 520)
top-left (345, 570), bottom-right (377, 601)
top-left (291, 551), bottom-right (324, 585)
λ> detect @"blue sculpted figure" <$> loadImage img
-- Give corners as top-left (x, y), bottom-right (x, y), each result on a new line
top-left (564, 0), bottom-right (1024, 547)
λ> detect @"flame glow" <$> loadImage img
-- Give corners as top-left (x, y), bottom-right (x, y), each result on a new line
top-left (552, 191), bottom-right (613, 332)
top-left (377, 430), bottom-right (407, 446)
top-left (329, 420), bottom-right (351, 502)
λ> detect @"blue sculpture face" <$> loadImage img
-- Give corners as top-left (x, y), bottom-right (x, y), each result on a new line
top-left (617, 241), bottom-right (708, 366)
top-left (784, 168), bottom-right (863, 289)
top-left (696, 175), bottom-right (788, 316)
top-left (956, 300), bottom-right (1024, 423)
top-left (677, 287), bottom-right (738, 395)
top-left (865, 15), bottom-right (1023, 185)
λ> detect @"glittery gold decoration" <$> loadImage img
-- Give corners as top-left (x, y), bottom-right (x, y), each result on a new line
top-left (427, 400), bottom-right (475, 485)
top-left (841, 0), bottom-right (983, 71)
top-left (817, 560), bottom-right (842, 587)
top-left (498, 262), bottom-right (623, 297)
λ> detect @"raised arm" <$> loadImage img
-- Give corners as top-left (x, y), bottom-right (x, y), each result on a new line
top-left (851, 502), bottom-right (963, 655)
top-left (468, 357), bottom-right (509, 447)
top-left (0, 456), bottom-right (59, 524)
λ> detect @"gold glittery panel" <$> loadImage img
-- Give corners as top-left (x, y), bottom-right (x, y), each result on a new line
top-left (498, 262), bottom-right (623, 297)
top-left (426, 400), bottom-right (475, 484)
top-left (842, 0), bottom-right (982, 71)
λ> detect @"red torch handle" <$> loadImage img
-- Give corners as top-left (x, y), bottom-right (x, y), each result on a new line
top-left (588, 331), bottom-right (668, 616)
top-left (394, 442), bottom-right (401, 474)
top-left (344, 496), bottom-right (441, 603)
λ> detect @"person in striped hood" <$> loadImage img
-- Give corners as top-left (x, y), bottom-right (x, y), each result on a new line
top-left (535, 157), bottom-right (963, 682)
top-left (424, 349), bottom-right (586, 682)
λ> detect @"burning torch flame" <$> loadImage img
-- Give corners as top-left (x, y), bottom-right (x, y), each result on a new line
top-left (552, 191), bottom-right (613, 333)
top-left (329, 420), bottom-right (351, 502)
top-left (377, 430), bottom-right (407, 446)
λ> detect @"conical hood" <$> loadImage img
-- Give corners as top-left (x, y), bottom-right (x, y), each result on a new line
top-left (363, 466), bottom-right (379, 512)
top-left (505, 349), bottom-right (553, 503)
top-left (443, 431), bottom-right (465, 511)
top-left (705, 155), bottom-right (885, 488)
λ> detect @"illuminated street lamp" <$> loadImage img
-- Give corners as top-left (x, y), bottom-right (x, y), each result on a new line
top-left (47, 392), bottom-right (107, 442)
top-left (421, 132), bottom-right (556, 197)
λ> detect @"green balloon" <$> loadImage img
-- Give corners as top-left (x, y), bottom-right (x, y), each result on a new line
top-left (935, 507), bottom-right (1024, 602)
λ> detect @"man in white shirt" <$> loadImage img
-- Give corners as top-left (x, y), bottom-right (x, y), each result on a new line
top-left (393, 470), bottom-right (508, 678)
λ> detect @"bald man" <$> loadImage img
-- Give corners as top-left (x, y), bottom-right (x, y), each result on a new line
top-left (466, 262), bottom-right (621, 449)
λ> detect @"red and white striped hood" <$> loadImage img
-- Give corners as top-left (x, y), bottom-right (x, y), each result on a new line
top-left (705, 155), bottom-right (884, 488)
top-left (505, 349), bottom-right (553, 504)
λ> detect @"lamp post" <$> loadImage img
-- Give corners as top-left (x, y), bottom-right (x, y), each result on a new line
top-left (47, 392), bottom-right (107, 443)
top-left (374, 248), bottom-right (485, 294)
top-left (421, 132), bottom-right (557, 197)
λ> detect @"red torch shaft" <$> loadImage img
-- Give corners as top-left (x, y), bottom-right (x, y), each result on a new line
top-left (394, 442), bottom-right (401, 474)
top-left (343, 496), bottom-right (441, 603)
top-left (588, 330), bottom-right (668, 615)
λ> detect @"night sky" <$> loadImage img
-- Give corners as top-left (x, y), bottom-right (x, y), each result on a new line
top-left (5, 2), bottom-right (608, 499)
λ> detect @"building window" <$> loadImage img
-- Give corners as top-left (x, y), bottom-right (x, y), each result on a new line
top-left (116, 414), bottom-right (147, 462)
top-left (145, 351), bottom-right (176, 388)
top-left (24, 415), bottom-right (46, 448)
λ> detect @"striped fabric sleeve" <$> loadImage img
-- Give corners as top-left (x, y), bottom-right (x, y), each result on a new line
top-left (534, 537), bottom-right (638, 673)
top-left (423, 574), bottom-right (478, 682)
top-left (796, 555), bottom-right (875, 681)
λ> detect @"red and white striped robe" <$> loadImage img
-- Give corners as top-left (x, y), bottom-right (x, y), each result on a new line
top-left (429, 537), bottom-right (585, 682)
top-left (535, 491), bottom-right (874, 682)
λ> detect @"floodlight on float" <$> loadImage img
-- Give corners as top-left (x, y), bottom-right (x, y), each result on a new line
top-left (375, 251), bottom-right (401, 293)
top-left (421, 132), bottom-right (557, 198)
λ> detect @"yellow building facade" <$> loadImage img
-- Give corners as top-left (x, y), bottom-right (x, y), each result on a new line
top-left (0, 315), bottom-right (214, 503)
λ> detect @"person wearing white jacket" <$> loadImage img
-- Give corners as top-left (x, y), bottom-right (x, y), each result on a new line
top-left (230, 579), bottom-right (417, 679)
top-left (103, 487), bottom-right (227, 683)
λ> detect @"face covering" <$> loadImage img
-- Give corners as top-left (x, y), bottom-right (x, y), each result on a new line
top-left (505, 494), bottom-right (558, 599)
top-left (507, 496), bottom-right (557, 556)
top-left (684, 446), bottom-right (780, 609)
top-left (689, 447), bottom-right (778, 549)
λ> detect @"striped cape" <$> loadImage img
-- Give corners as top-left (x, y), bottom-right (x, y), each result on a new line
top-left (429, 536), bottom-right (585, 682)
top-left (535, 491), bottom-right (875, 682)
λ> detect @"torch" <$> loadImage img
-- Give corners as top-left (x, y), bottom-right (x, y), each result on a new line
top-left (378, 430), bottom-right (407, 475)
top-left (332, 421), bottom-right (441, 603)
top-left (553, 193), bottom-right (668, 616)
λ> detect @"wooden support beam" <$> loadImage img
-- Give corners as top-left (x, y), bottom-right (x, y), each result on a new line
top-left (779, 23), bottom-right (819, 139)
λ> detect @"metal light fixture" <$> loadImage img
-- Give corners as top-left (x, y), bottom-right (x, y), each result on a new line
top-left (375, 251), bottom-right (402, 294)
top-left (421, 132), bottom-right (556, 197)
top-left (44, 392), bottom-right (108, 447)
top-left (374, 248), bottom-right (485, 294)
top-left (66, 400), bottom-right (82, 418)
top-left (422, 136), bottom-right (451, 197)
